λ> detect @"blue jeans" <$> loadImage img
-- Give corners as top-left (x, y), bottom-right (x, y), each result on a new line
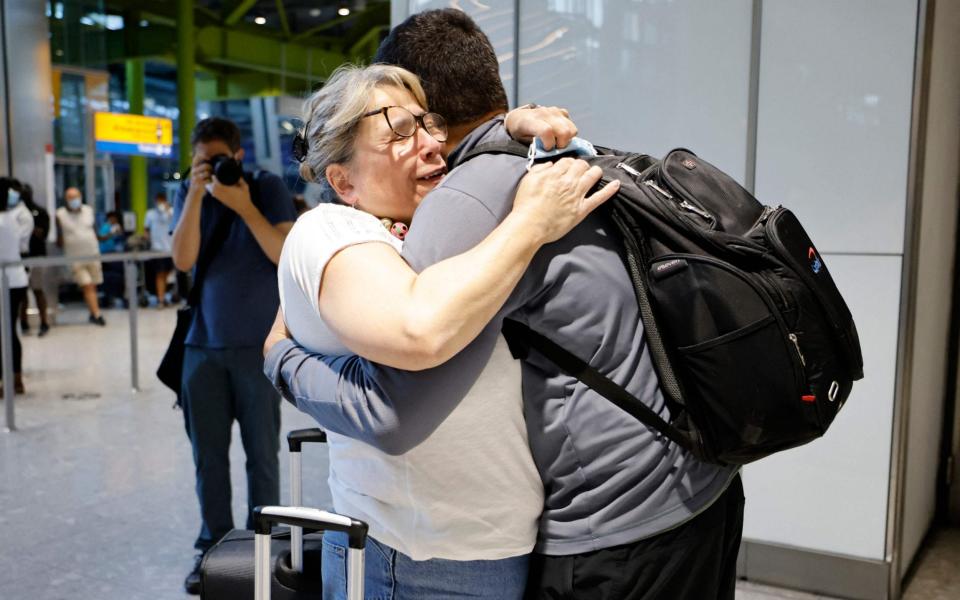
top-left (322, 531), bottom-right (529, 600)
top-left (181, 345), bottom-right (281, 552)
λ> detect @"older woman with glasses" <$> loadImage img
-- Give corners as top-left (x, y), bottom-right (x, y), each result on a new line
top-left (276, 63), bottom-right (618, 599)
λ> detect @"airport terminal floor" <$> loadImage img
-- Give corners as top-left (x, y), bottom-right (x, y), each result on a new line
top-left (0, 304), bottom-right (957, 600)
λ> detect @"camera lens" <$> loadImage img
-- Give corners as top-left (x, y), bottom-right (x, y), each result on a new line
top-left (211, 155), bottom-right (243, 185)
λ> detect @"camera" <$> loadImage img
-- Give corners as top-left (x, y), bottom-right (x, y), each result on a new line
top-left (208, 155), bottom-right (244, 186)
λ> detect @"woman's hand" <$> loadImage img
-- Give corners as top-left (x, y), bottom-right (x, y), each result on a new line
top-left (504, 105), bottom-right (578, 150)
top-left (512, 158), bottom-right (620, 244)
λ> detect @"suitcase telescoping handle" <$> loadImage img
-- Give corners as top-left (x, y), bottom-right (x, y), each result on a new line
top-left (253, 506), bottom-right (367, 600)
top-left (286, 428), bottom-right (327, 572)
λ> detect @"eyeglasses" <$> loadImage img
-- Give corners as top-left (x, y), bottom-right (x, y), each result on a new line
top-left (362, 106), bottom-right (448, 142)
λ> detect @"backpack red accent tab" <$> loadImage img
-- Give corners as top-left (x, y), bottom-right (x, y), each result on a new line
top-left (801, 395), bottom-right (816, 403)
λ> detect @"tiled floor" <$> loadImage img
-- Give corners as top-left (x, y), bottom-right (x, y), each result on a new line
top-left (0, 305), bottom-right (955, 599)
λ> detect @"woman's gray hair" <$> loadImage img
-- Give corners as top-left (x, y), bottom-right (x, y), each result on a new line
top-left (299, 63), bottom-right (429, 202)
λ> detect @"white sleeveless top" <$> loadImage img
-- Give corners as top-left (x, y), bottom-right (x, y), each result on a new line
top-left (278, 204), bottom-right (543, 561)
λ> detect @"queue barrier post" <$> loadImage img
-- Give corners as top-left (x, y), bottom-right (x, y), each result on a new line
top-left (1, 269), bottom-right (15, 431)
top-left (0, 251), bottom-right (172, 431)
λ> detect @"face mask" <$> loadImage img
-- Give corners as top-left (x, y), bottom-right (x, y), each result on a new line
top-left (67, 197), bottom-right (82, 210)
top-left (7, 190), bottom-right (20, 208)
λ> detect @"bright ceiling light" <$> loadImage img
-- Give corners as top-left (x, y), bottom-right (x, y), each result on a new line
top-left (254, 16), bottom-right (267, 25)
top-left (338, 7), bottom-right (351, 16)
top-left (309, 8), bottom-right (321, 17)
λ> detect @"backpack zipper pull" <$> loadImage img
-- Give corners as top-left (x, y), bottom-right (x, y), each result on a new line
top-left (679, 200), bottom-right (714, 222)
top-left (643, 179), bottom-right (673, 198)
top-left (788, 333), bottom-right (806, 367)
top-left (616, 162), bottom-right (643, 178)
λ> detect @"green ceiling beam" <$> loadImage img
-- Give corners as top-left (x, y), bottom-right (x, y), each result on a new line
top-left (52, 1), bottom-right (389, 94)
top-left (291, 14), bottom-right (357, 42)
top-left (224, 0), bottom-right (259, 26)
top-left (196, 71), bottom-right (319, 102)
top-left (195, 25), bottom-right (350, 85)
top-left (349, 25), bottom-right (388, 63)
top-left (274, 0), bottom-right (291, 38)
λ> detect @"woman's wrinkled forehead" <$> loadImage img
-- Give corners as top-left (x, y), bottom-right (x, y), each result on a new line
top-left (365, 84), bottom-right (423, 114)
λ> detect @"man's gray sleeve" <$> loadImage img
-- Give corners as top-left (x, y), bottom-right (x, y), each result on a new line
top-left (263, 186), bottom-right (513, 455)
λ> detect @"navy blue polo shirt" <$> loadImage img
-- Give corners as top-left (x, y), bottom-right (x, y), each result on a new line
top-left (173, 171), bottom-right (296, 349)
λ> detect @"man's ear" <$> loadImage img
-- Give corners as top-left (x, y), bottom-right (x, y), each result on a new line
top-left (325, 163), bottom-right (357, 206)
top-left (234, 148), bottom-right (246, 162)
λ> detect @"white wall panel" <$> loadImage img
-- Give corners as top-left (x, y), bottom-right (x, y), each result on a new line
top-left (408, 0), bottom-right (518, 106)
top-left (755, 0), bottom-right (918, 255)
top-left (743, 254), bottom-right (901, 560)
top-left (898, 0), bottom-right (960, 575)
top-left (517, 0), bottom-right (753, 183)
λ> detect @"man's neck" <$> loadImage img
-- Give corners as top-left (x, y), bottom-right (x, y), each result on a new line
top-left (444, 110), bottom-right (505, 156)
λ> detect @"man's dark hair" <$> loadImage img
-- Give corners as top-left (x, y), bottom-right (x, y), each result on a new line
top-left (190, 117), bottom-right (242, 151)
top-left (155, 191), bottom-right (167, 201)
top-left (374, 9), bottom-right (508, 127)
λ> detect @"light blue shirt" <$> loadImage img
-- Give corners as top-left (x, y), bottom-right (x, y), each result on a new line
top-left (144, 204), bottom-right (173, 252)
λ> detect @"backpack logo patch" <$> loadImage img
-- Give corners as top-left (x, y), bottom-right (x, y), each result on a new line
top-left (651, 258), bottom-right (688, 280)
top-left (808, 247), bottom-right (823, 274)
top-left (682, 159), bottom-right (697, 170)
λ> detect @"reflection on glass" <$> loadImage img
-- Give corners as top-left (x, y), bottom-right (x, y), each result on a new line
top-left (518, 0), bottom-right (753, 182)
top-left (408, 0), bottom-right (518, 106)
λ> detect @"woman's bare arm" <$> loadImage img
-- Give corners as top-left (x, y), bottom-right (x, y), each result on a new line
top-left (315, 158), bottom-right (619, 371)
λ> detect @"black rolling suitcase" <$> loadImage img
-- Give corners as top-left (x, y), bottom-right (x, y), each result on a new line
top-left (200, 428), bottom-right (368, 599)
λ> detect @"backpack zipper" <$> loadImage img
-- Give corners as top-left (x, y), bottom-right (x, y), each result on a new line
top-left (642, 179), bottom-right (717, 224)
top-left (643, 179), bottom-right (673, 198)
top-left (616, 161), bottom-right (643, 179)
top-left (752, 205), bottom-right (776, 230)
top-left (679, 200), bottom-right (714, 222)
top-left (788, 333), bottom-right (806, 367)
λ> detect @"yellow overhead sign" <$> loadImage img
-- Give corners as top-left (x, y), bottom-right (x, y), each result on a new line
top-left (94, 112), bottom-right (173, 157)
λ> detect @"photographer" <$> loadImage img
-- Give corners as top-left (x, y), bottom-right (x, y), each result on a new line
top-left (170, 117), bottom-right (296, 595)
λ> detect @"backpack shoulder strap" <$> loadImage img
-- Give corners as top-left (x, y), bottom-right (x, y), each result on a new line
top-left (502, 319), bottom-right (690, 450)
top-left (454, 140), bottom-right (529, 169)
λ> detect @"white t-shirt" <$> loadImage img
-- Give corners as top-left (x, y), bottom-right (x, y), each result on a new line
top-left (144, 205), bottom-right (173, 252)
top-left (56, 205), bottom-right (99, 257)
top-left (278, 203), bottom-right (543, 561)
top-left (9, 203), bottom-right (34, 254)
top-left (0, 213), bottom-right (28, 288)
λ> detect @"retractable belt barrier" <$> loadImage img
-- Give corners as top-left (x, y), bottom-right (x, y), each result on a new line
top-left (0, 251), bottom-right (172, 431)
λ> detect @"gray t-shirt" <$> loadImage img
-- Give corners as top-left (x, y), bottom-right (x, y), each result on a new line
top-left (265, 117), bottom-right (737, 555)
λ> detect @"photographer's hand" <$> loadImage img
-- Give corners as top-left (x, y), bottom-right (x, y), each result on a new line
top-left (210, 176), bottom-right (255, 219)
top-left (187, 154), bottom-right (212, 201)
top-left (211, 176), bottom-right (292, 265)
top-left (172, 155), bottom-right (213, 271)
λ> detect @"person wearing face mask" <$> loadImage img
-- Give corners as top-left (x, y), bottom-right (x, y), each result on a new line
top-left (55, 187), bottom-right (106, 326)
top-left (143, 191), bottom-right (175, 307)
top-left (0, 179), bottom-right (30, 395)
top-left (2, 178), bottom-right (35, 255)
top-left (169, 117), bottom-right (297, 595)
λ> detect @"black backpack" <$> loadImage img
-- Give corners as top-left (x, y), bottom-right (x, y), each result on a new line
top-left (457, 142), bottom-right (864, 465)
